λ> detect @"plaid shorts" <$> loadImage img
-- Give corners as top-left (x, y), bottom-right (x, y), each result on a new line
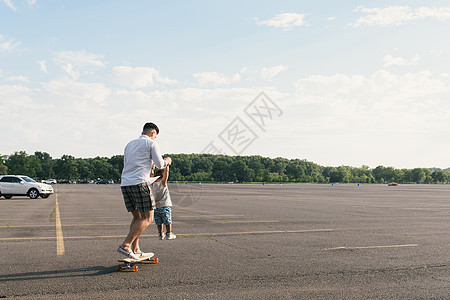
top-left (121, 182), bottom-right (155, 212)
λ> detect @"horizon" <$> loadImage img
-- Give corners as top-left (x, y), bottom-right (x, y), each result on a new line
top-left (1, 1), bottom-right (450, 169)
top-left (2, 149), bottom-right (449, 171)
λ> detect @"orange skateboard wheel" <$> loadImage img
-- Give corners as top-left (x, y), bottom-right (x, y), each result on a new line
top-left (132, 265), bottom-right (138, 272)
top-left (117, 265), bottom-right (123, 271)
top-left (153, 258), bottom-right (159, 263)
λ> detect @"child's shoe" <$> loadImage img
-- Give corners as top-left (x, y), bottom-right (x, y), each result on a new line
top-left (166, 232), bottom-right (176, 240)
top-left (159, 232), bottom-right (166, 240)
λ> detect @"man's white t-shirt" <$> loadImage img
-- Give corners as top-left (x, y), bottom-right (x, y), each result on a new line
top-left (120, 135), bottom-right (167, 187)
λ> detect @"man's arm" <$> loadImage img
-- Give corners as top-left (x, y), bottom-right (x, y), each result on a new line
top-left (150, 141), bottom-right (171, 169)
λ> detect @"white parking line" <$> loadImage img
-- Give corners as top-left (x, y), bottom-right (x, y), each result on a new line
top-left (0, 228), bottom-right (334, 241)
top-left (323, 244), bottom-right (419, 251)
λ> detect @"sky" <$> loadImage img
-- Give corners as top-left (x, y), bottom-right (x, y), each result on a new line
top-left (1, 0), bottom-right (450, 169)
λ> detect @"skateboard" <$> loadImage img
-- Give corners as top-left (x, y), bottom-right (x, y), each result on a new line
top-left (117, 253), bottom-right (159, 272)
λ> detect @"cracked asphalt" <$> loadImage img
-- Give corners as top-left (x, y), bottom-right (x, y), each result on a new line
top-left (0, 183), bottom-right (449, 299)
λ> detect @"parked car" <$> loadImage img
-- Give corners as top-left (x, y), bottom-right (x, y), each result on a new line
top-left (96, 179), bottom-right (114, 184)
top-left (58, 179), bottom-right (71, 184)
top-left (42, 179), bottom-right (57, 184)
top-left (388, 182), bottom-right (399, 186)
top-left (0, 175), bottom-right (54, 199)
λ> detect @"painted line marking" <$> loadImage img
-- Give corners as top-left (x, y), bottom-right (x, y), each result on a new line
top-left (0, 223), bottom-right (132, 228)
top-left (0, 228), bottom-right (334, 241)
top-left (55, 189), bottom-right (65, 256)
top-left (324, 244), bottom-right (419, 251)
top-left (0, 220), bottom-right (280, 228)
top-left (214, 220), bottom-right (280, 224)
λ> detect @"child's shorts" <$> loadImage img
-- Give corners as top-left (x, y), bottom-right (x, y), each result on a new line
top-left (154, 207), bottom-right (172, 226)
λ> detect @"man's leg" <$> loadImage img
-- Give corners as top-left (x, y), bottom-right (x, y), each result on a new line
top-left (121, 210), bottom-right (153, 252)
top-left (131, 210), bottom-right (154, 254)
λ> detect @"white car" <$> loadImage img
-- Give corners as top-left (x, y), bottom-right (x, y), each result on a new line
top-left (0, 175), bottom-right (54, 199)
top-left (42, 179), bottom-right (57, 184)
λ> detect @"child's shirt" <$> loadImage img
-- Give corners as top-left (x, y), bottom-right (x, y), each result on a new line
top-left (152, 181), bottom-right (172, 208)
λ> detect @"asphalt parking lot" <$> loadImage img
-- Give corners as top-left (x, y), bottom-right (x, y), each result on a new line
top-left (0, 183), bottom-right (449, 299)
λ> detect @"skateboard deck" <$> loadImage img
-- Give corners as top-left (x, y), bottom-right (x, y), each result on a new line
top-left (117, 253), bottom-right (159, 272)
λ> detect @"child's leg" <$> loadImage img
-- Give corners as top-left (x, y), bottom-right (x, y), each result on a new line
top-left (163, 207), bottom-right (172, 231)
top-left (164, 207), bottom-right (176, 239)
top-left (154, 208), bottom-right (165, 239)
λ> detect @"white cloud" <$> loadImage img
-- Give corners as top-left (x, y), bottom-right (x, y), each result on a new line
top-left (1, 0), bottom-right (16, 11)
top-left (193, 65), bottom-right (286, 85)
top-left (429, 49), bottom-right (444, 56)
top-left (327, 17), bottom-right (336, 21)
top-left (41, 77), bottom-right (111, 104)
top-left (0, 34), bottom-right (20, 52)
top-left (61, 63), bottom-right (80, 80)
top-left (382, 54), bottom-right (420, 67)
top-left (1, 0), bottom-right (36, 11)
top-left (193, 71), bottom-right (241, 86)
top-left (37, 60), bottom-right (47, 73)
top-left (8, 75), bottom-right (29, 82)
top-left (0, 84), bottom-right (32, 107)
top-left (54, 50), bottom-right (105, 79)
top-left (260, 65), bottom-right (288, 81)
top-left (54, 50), bottom-right (105, 68)
top-left (352, 6), bottom-right (450, 27)
top-left (255, 12), bottom-right (309, 30)
top-left (113, 66), bottom-right (177, 89)
top-left (296, 70), bottom-right (447, 102)
top-left (289, 69), bottom-right (450, 167)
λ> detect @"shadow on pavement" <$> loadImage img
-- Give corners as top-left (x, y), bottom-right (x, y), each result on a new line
top-left (0, 265), bottom-right (116, 282)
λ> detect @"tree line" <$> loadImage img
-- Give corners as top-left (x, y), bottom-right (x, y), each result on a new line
top-left (1, 151), bottom-right (449, 184)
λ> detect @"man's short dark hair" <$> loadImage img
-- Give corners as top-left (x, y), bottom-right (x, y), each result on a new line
top-left (143, 122), bottom-right (159, 134)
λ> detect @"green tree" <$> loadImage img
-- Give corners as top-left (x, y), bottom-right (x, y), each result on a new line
top-left (0, 155), bottom-right (8, 175)
top-left (372, 166), bottom-right (399, 183)
top-left (5, 151), bottom-right (42, 178)
top-left (232, 160), bottom-right (252, 182)
top-left (411, 168), bottom-right (426, 183)
top-left (212, 157), bottom-right (234, 182)
top-left (432, 170), bottom-right (449, 183)
top-left (192, 155), bottom-right (213, 174)
top-left (423, 168), bottom-right (433, 184)
top-left (332, 166), bottom-right (352, 183)
top-left (271, 158), bottom-right (288, 175)
top-left (285, 160), bottom-right (306, 182)
top-left (34, 151), bottom-right (55, 179)
top-left (76, 158), bottom-right (94, 180)
top-left (108, 155), bottom-right (124, 181)
top-left (55, 155), bottom-right (79, 180)
top-left (90, 157), bottom-right (115, 179)
top-left (400, 169), bottom-right (412, 183)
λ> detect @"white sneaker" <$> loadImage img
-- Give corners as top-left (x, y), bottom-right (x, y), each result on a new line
top-left (159, 232), bottom-right (166, 240)
top-left (135, 252), bottom-right (154, 259)
top-left (117, 246), bottom-right (139, 260)
top-left (166, 232), bottom-right (176, 240)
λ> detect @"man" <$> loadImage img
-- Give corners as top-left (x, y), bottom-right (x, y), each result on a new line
top-left (118, 122), bottom-right (171, 259)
